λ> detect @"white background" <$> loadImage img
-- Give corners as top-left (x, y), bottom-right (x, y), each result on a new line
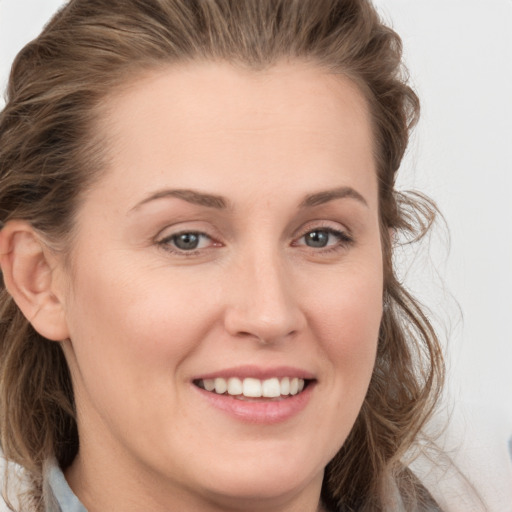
top-left (1, 1), bottom-right (511, 421)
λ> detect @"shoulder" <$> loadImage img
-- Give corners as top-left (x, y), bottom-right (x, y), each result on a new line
top-left (411, 401), bottom-right (512, 512)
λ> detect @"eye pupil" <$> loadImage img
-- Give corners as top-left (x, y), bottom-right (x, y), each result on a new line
top-left (305, 230), bottom-right (329, 248)
top-left (173, 233), bottom-right (200, 250)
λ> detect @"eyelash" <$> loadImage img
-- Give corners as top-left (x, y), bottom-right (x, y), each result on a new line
top-left (156, 226), bottom-right (354, 256)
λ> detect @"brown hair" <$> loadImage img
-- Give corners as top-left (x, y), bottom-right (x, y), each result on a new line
top-left (0, 1), bottom-right (444, 510)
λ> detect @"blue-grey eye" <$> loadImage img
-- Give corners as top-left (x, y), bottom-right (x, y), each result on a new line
top-left (172, 232), bottom-right (202, 250)
top-left (304, 230), bottom-right (330, 248)
top-left (158, 230), bottom-right (216, 254)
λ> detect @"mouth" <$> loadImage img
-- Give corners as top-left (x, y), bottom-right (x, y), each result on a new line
top-left (192, 369), bottom-right (316, 423)
top-left (193, 377), bottom-right (311, 401)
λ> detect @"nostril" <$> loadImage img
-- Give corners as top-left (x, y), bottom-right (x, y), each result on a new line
top-left (223, 299), bottom-right (306, 345)
top-left (239, 329), bottom-right (298, 345)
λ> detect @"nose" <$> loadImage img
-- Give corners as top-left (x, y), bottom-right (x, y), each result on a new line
top-left (223, 251), bottom-right (306, 345)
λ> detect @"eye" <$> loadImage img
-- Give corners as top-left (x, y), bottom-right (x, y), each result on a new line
top-left (158, 231), bottom-right (213, 252)
top-left (294, 227), bottom-right (353, 250)
top-left (303, 230), bottom-right (332, 248)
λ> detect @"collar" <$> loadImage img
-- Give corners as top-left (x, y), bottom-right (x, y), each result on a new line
top-left (43, 459), bottom-right (87, 512)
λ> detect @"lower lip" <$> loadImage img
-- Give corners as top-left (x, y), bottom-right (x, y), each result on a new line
top-left (193, 383), bottom-right (315, 424)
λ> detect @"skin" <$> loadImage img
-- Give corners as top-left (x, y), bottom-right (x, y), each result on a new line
top-left (12, 62), bottom-right (384, 511)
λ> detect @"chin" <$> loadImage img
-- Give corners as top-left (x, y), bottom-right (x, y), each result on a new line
top-left (190, 450), bottom-right (325, 507)
top-left (200, 474), bottom-right (320, 510)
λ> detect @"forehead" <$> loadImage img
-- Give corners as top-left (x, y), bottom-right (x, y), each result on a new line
top-left (104, 61), bottom-right (372, 138)
top-left (92, 61), bottom-right (376, 207)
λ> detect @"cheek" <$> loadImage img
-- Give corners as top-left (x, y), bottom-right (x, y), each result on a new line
top-left (63, 258), bottom-right (220, 393)
top-left (327, 281), bottom-right (382, 357)
top-left (305, 259), bottom-right (383, 387)
top-left (296, 261), bottom-right (382, 460)
top-left (61, 261), bottom-right (226, 447)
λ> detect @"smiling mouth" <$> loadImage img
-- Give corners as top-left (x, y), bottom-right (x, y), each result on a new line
top-left (194, 377), bottom-right (310, 400)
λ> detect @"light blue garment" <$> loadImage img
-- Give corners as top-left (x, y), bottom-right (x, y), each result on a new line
top-left (43, 461), bottom-right (87, 512)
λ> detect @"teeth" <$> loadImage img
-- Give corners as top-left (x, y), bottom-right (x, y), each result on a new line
top-left (203, 379), bottom-right (215, 391)
top-left (261, 378), bottom-right (280, 398)
top-left (280, 377), bottom-right (290, 395)
top-left (227, 377), bottom-right (242, 395)
top-left (290, 377), bottom-right (299, 395)
top-left (243, 378), bottom-right (262, 397)
top-left (199, 377), bottom-right (307, 398)
top-left (214, 378), bottom-right (227, 394)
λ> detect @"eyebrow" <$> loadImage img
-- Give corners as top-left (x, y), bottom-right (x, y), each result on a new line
top-left (131, 189), bottom-right (228, 211)
top-left (131, 185), bottom-right (367, 212)
top-left (299, 186), bottom-right (368, 208)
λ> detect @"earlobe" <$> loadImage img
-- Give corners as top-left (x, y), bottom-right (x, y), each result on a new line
top-left (0, 220), bottom-right (70, 341)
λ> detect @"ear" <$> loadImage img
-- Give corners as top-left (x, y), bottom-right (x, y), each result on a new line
top-left (0, 220), bottom-right (70, 341)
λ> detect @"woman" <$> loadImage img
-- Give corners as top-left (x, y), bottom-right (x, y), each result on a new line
top-left (0, 1), bottom-right (446, 510)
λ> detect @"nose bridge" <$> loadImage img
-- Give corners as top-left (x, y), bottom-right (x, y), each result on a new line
top-left (224, 244), bottom-right (304, 343)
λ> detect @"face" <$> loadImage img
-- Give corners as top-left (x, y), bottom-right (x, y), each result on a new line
top-left (57, 62), bottom-right (383, 511)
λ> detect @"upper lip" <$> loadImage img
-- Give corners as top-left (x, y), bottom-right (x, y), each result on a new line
top-left (193, 365), bottom-right (316, 381)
